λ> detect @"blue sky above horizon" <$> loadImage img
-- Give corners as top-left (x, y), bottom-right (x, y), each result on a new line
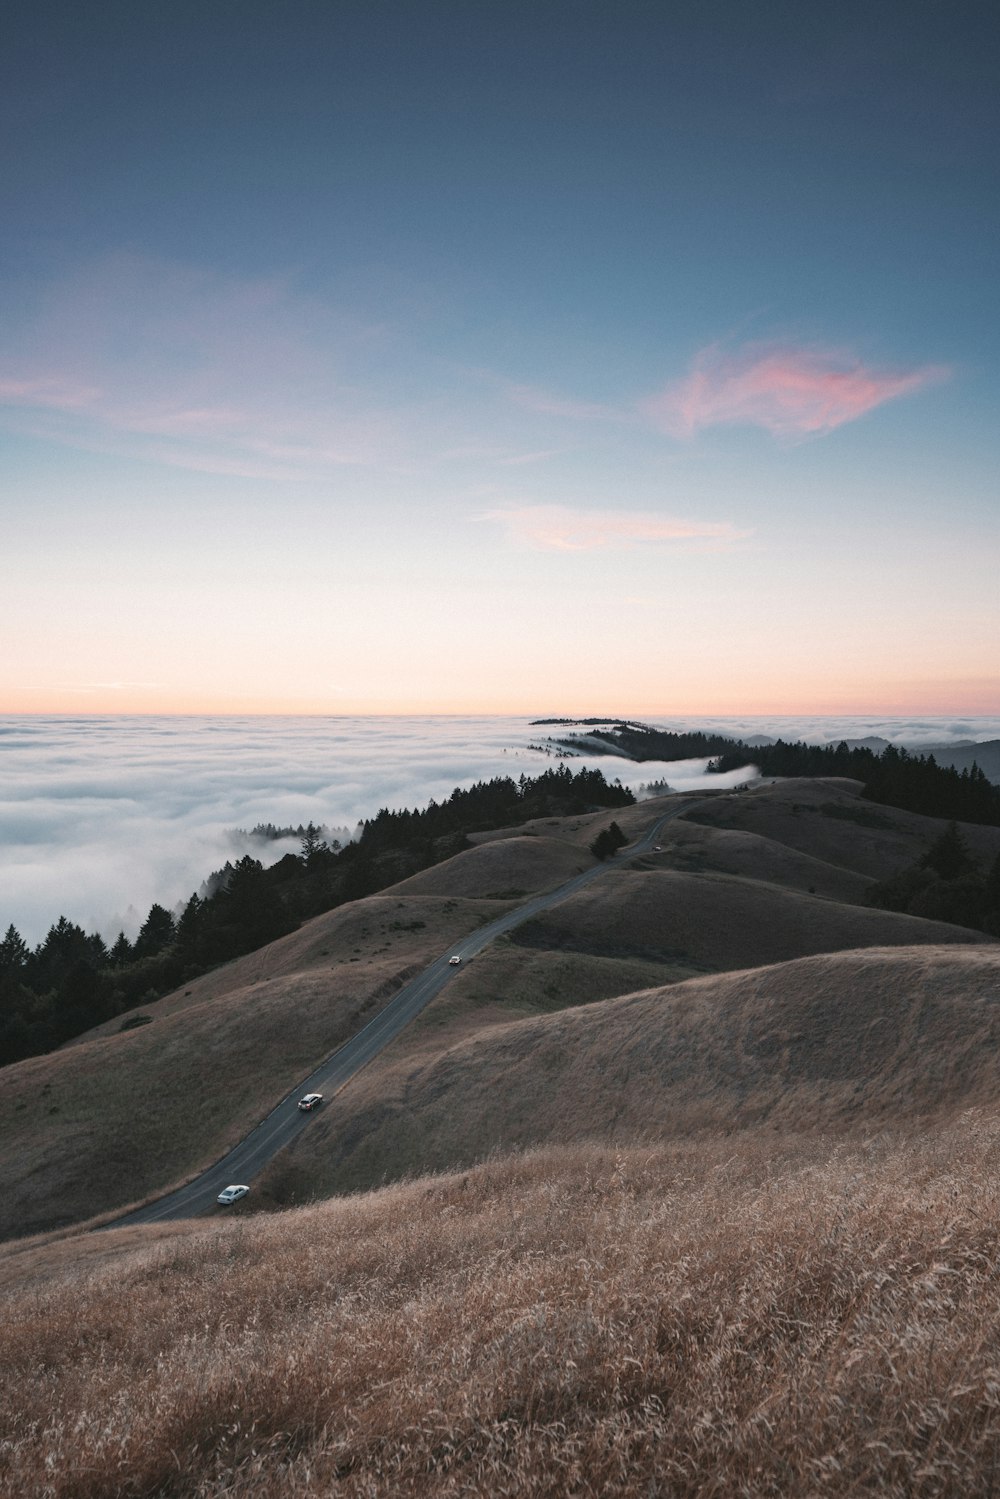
top-left (2, 1), bottom-right (997, 715)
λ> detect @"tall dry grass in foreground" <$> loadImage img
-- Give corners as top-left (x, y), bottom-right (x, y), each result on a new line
top-left (4, 1120), bottom-right (1000, 1497)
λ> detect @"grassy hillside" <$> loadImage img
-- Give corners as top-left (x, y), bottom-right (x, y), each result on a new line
top-left (685, 777), bottom-right (1000, 878)
top-left (5, 1120), bottom-right (1000, 1496)
top-left (509, 867), bottom-right (986, 970)
top-left (0, 892), bottom-right (517, 1239)
top-left (0, 807), bottom-right (652, 1240)
top-left (1, 783), bottom-right (997, 1241)
top-left (261, 943), bottom-right (1000, 1201)
top-left (4, 782), bottom-right (1000, 1493)
top-left (647, 816), bottom-right (875, 901)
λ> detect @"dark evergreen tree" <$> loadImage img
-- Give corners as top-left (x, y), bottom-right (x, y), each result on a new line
top-left (86, 932), bottom-right (109, 967)
top-left (920, 822), bottom-right (976, 880)
top-left (108, 932), bottom-right (133, 967)
top-left (207, 855), bottom-right (292, 959)
top-left (28, 916), bottom-right (93, 993)
top-left (133, 903), bottom-right (177, 960)
top-left (174, 893), bottom-right (207, 966)
top-left (299, 822), bottom-right (329, 868)
top-left (908, 873), bottom-right (989, 930)
top-left (590, 823), bottom-right (627, 860)
top-left (0, 925), bottom-right (28, 973)
top-left (867, 823), bottom-right (996, 934)
top-left (56, 959), bottom-right (112, 1039)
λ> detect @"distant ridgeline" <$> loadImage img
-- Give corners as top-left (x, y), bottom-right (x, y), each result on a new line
top-left (552, 724), bottom-right (1000, 827)
top-left (0, 764), bottom-right (633, 1070)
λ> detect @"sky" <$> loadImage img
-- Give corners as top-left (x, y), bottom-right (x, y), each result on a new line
top-left (1, 1), bottom-right (997, 717)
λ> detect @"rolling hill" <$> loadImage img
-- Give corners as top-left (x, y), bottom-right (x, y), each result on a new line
top-left (1, 779), bottom-right (996, 1241)
top-left (3, 778), bottom-right (1000, 1495)
top-left (259, 943), bottom-right (1000, 1203)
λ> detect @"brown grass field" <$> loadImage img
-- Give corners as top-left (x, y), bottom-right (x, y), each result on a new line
top-left (261, 942), bottom-right (1000, 1202)
top-left (4, 779), bottom-right (1000, 1493)
top-left (5, 1119), bottom-right (1000, 1496)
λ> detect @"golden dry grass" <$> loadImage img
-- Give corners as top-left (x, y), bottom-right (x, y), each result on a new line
top-left (261, 944), bottom-right (1000, 1201)
top-left (5, 1120), bottom-right (1000, 1496)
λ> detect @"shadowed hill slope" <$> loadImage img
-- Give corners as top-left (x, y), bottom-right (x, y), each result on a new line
top-left (388, 834), bottom-right (591, 897)
top-left (509, 867), bottom-right (990, 971)
top-left (646, 818), bottom-right (874, 902)
top-left (688, 778), bottom-right (1000, 878)
top-left (266, 944), bottom-right (1000, 1201)
top-left (0, 800), bottom-right (667, 1241)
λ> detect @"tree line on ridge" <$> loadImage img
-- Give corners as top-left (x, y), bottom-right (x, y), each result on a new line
top-left (562, 724), bottom-right (1000, 826)
top-left (0, 764), bottom-right (633, 1068)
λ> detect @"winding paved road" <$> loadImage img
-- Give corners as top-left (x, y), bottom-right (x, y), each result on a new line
top-left (111, 798), bottom-right (707, 1227)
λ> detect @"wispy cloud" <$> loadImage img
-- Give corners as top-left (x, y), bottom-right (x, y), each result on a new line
top-left (441, 443), bottom-right (562, 467)
top-left (482, 505), bottom-right (749, 552)
top-left (645, 342), bottom-right (949, 438)
top-left (505, 382), bottom-right (628, 423)
top-left (0, 376), bottom-right (103, 410)
top-left (0, 253), bottom-right (404, 479)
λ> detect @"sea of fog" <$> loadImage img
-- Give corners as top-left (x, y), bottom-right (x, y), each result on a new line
top-left (3, 712), bottom-right (999, 946)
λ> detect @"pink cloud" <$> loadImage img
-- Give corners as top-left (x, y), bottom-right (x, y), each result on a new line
top-left (646, 344), bottom-right (949, 439)
top-left (482, 505), bottom-right (748, 552)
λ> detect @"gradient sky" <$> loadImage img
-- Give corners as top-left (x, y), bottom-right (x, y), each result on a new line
top-left (2, 1), bottom-right (997, 716)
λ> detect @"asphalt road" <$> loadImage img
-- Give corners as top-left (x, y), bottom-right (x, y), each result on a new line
top-left (110, 798), bottom-right (707, 1227)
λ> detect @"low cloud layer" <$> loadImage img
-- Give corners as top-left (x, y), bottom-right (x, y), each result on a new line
top-left (483, 506), bottom-right (748, 552)
top-left (2, 714), bottom-right (997, 946)
top-left (646, 343), bottom-right (948, 439)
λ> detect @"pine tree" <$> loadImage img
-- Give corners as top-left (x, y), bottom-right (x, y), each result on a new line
top-left (0, 924), bottom-right (29, 973)
top-left (920, 822), bottom-right (976, 880)
top-left (174, 894), bottom-right (206, 964)
top-left (108, 932), bottom-right (133, 967)
top-left (299, 822), bottom-right (328, 868)
top-left (133, 904), bottom-right (176, 960)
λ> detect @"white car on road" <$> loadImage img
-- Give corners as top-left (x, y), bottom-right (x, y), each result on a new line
top-left (217, 1184), bottom-right (250, 1205)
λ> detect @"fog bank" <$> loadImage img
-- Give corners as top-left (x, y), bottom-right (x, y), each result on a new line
top-left (2, 713), bottom-right (997, 945)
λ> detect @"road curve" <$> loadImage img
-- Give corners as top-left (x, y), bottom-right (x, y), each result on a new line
top-left (110, 798), bottom-right (708, 1227)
